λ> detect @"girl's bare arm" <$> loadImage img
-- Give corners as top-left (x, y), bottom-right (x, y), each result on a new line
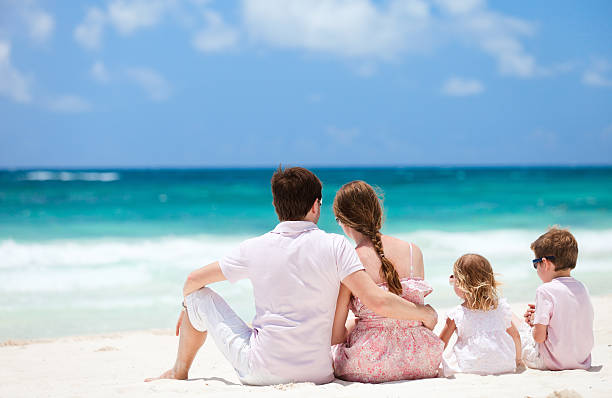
top-left (439, 317), bottom-right (456, 349)
top-left (506, 320), bottom-right (522, 366)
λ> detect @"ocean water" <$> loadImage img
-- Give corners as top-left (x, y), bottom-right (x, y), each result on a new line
top-left (1, 167), bottom-right (611, 340)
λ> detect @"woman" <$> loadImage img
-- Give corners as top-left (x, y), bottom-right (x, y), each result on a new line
top-left (331, 181), bottom-right (443, 382)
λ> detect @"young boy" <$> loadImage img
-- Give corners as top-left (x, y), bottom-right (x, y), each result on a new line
top-left (521, 227), bottom-right (594, 370)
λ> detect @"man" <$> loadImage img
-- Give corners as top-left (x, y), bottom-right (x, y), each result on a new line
top-left (146, 166), bottom-right (437, 385)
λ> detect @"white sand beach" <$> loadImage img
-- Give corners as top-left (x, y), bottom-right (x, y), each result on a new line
top-left (1, 296), bottom-right (610, 398)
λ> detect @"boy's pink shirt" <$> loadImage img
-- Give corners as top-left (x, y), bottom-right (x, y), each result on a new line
top-left (533, 276), bottom-right (594, 370)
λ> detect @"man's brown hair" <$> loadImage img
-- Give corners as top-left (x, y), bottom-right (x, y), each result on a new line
top-left (271, 166), bottom-right (322, 221)
top-left (530, 226), bottom-right (578, 271)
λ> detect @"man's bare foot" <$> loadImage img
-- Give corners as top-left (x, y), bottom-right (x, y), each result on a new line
top-left (144, 368), bottom-right (187, 382)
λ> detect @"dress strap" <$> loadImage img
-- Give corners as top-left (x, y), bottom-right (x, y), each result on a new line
top-left (409, 242), bottom-right (414, 278)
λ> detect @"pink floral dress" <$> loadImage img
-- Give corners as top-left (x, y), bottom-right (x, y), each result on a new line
top-left (333, 274), bottom-right (443, 382)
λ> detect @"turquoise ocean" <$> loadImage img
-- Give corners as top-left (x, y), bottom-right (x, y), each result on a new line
top-left (1, 167), bottom-right (611, 340)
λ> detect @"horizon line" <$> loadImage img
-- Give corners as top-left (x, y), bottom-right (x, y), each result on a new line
top-left (1, 163), bottom-right (612, 171)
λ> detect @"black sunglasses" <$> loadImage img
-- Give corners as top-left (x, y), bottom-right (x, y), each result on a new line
top-left (532, 255), bottom-right (555, 269)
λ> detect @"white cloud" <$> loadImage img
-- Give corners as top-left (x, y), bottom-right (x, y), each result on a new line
top-left (582, 60), bottom-right (612, 87)
top-left (74, 0), bottom-right (176, 49)
top-left (74, 8), bottom-right (107, 50)
top-left (0, 40), bottom-right (32, 103)
top-left (0, 0), bottom-right (55, 43)
top-left (23, 6), bottom-right (55, 43)
top-left (46, 95), bottom-right (92, 113)
top-left (91, 61), bottom-right (111, 83)
top-left (242, 0), bottom-right (431, 59)
top-left (435, 1), bottom-right (538, 78)
top-left (192, 11), bottom-right (239, 52)
top-left (242, 0), bottom-right (548, 78)
top-left (125, 67), bottom-right (172, 101)
top-left (480, 36), bottom-right (535, 77)
top-left (537, 61), bottom-right (576, 77)
top-left (0, 39), bottom-right (91, 111)
top-left (107, 0), bottom-right (172, 35)
top-left (434, 0), bottom-right (484, 15)
top-left (442, 77), bottom-right (484, 96)
top-left (67, 0), bottom-right (555, 81)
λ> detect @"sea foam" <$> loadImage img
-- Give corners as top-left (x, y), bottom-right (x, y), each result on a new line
top-left (1, 229), bottom-right (610, 340)
top-left (23, 171), bottom-right (120, 182)
top-left (1, 229), bottom-right (610, 284)
top-left (0, 235), bottom-right (245, 271)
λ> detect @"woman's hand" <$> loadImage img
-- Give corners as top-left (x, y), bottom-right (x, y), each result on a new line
top-left (422, 304), bottom-right (438, 330)
top-left (175, 309), bottom-right (185, 336)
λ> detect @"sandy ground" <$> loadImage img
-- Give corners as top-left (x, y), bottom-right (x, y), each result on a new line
top-left (1, 296), bottom-right (611, 398)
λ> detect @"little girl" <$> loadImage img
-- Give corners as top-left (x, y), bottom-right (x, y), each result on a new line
top-left (439, 254), bottom-right (521, 376)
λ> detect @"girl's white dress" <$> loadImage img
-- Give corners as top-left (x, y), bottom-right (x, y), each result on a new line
top-left (442, 298), bottom-right (516, 376)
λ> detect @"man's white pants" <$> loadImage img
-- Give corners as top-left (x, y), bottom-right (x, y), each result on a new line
top-left (184, 287), bottom-right (282, 385)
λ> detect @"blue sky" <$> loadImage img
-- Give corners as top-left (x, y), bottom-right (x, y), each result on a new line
top-left (0, 0), bottom-right (611, 168)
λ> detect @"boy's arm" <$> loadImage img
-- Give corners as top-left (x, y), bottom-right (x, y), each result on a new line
top-left (342, 270), bottom-right (438, 330)
top-left (524, 303), bottom-right (535, 327)
top-left (532, 323), bottom-right (548, 344)
top-left (439, 317), bottom-right (456, 349)
top-left (531, 288), bottom-right (552, 343)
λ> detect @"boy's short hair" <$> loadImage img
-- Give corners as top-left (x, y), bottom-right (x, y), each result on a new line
top-left (271, 166), bottom-right (322, 221)
top-left (531, 226), bottom-right (578, 271)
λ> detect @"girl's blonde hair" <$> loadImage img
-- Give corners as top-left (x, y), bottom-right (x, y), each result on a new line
top-left (453, 254), bottom-right (500, 311)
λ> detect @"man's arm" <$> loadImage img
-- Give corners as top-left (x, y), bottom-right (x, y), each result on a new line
top-left (342, 270), bottom-right (437, 330)
top-left (532, 323), bottom-right (548, 344)
top-left (331, 284), bottom-right (352, 345)
top-left (183, 261), bottom-right (227, 297)
top-left (172, 262), bottom-right (226, 337)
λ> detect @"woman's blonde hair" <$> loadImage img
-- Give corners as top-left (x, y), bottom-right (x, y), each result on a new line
top-left (453, 254), bottom-right (500, 310)
top-left (333, 181), bottom-right (403, 296)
